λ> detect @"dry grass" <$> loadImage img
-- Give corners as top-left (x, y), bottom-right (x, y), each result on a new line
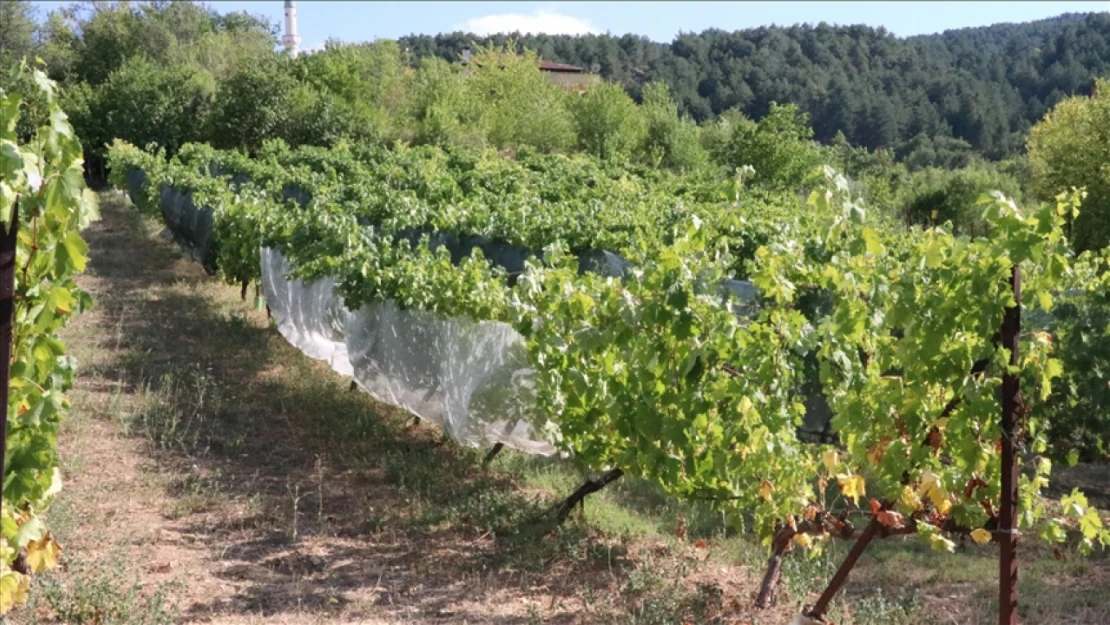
top-left (11, 191), bottom-right (1110, 625)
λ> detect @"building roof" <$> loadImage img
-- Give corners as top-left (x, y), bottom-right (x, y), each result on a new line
top-left (539, 60), bottom-right (585, 73)
top-left (466, 54), bottom-right (589, 74)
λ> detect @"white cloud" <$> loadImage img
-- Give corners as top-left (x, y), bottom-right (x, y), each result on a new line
top-left (455, 9), bottom-right (599, 37)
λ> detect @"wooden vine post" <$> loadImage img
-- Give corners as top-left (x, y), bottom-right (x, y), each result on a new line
top-left (998, 264), bottom-right (1021, 625)
top-left (805, 517), bottom-right (882, 617)
top-left (0, 204), bottom-right (18, 513)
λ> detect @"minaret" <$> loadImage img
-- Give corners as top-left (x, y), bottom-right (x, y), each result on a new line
top-left (282, 0), bottom-right (301, 58)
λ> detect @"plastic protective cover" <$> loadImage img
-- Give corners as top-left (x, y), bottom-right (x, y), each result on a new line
top-left (260, 247), bottom-right (558, 455)
top-left (127, 175), bottom-right (776, 458)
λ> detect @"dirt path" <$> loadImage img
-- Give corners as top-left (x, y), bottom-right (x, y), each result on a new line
top-left (16, 192), bottom-right (794, 625)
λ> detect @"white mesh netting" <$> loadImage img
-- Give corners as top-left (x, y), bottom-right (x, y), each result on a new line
top-left (260, 247), bottom-right (558, 455)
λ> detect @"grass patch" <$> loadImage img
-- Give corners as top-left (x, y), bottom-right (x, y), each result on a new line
top-left (22, 558), bottom-right (180, 625)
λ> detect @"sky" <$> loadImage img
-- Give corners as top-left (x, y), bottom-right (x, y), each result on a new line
top-left (32, 1), bottom-right (1110, 52)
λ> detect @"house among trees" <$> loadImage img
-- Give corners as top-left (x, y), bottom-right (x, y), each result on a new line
top-left (538, 60), bottom-right (601, 90)
top-left (460, 48), bottom-right (601, 90)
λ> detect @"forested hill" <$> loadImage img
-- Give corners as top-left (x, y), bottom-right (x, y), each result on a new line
top-left (399, 11), bottom-right (1110, 159)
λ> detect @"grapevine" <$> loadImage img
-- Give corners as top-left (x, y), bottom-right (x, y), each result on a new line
top-left (105, 138), bottom-right (1108, 617)
top-left (0, 62), bottom-right (99, 613)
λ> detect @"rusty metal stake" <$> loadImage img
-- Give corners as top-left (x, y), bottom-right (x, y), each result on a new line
top-left (999, 265), bottom-right (1021, 625)
top-left (0, 207), bottom-right (19, 511)
top-left (806, 516), bottom-right (882, 619)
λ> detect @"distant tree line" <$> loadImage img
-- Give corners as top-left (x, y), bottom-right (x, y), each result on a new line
top-left (1, 1), bottom-right (1107, 240)
top-left (399, 12), bottom-right (1110, 162)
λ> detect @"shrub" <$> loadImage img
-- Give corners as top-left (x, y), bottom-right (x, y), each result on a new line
top-left (714, 103), bottom-right (821, 190)
top-left (570, 81), bottom-right (644, 161)
top-left (465, 42), bottom-right (576, 154)
top-left (1027, 78), bottom-right (1110, 253)
top-left (638, 81), bottom-right (708, 172)
top-left (898, 164), bottom-right (1023, 236)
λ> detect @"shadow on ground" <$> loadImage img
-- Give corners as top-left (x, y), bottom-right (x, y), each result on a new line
top-left (78, 196), bottom-right (648, 624)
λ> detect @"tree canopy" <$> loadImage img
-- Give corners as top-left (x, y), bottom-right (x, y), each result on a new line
top-left (400, 12), bottom-right (1110, 160)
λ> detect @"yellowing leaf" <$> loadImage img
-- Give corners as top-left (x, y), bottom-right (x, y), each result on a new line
top-left (738, 396), bottom-right (754, 416)
top-left (970, 528), bottom-right (992, 545)
top-left (918, 472), bottom-right (949, 512)
top-left (837, 473), bottom-right (866, 505)
top-left (0, 570), bottom-right (28, 614)
top-left (25, 533), bottom-right (61, 573)
top-left (793, 533), bottom-right (812, 549)
top-left (821, 449), bottom-right (840, 472)
top-left (929, 532), bottom-right (956, 552)
top-left (759, 479), bottom-right (775, 502)
top-left (900, 485), bottom-right (922, 510)
top-left (866, 443), bottom-right (885, 465)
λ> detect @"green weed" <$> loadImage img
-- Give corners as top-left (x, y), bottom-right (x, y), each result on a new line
top-left (20, 558), bottom-right (179, 625)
